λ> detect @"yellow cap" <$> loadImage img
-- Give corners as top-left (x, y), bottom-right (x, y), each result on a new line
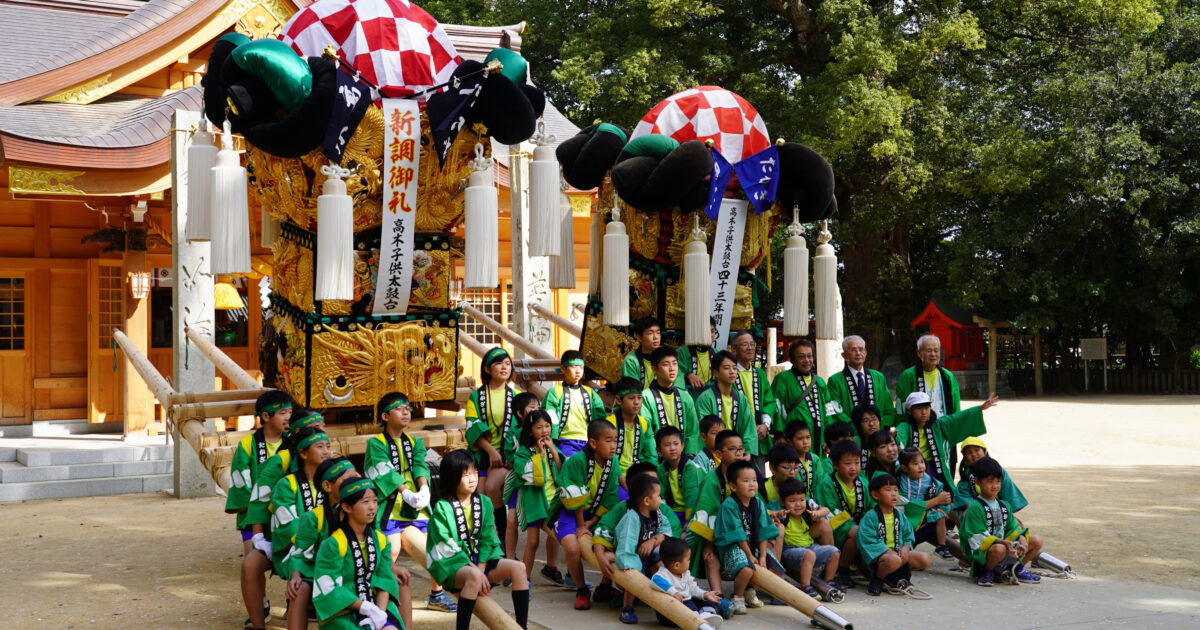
top-left (960, 436), bottom-right (988, 452)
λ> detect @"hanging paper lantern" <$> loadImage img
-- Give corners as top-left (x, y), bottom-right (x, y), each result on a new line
top-left (529, 121), bottom-right (561, 257)
top-left (683, 217), bottom-right (710, 346)
top-left (314, 165), bottom-right (354, 301)
top-left (813, 221), bottom-right (838, 339)
top-left (184, 128), bottom-right (217, 242)
top-left (210, 120), bottom-right (251, 275)
top-left (550, 191), bottom-right (575, 289)
top-left (214, 276), bottom-right (243, 310)
top-left (783, 212), bottom-right (809, 337)
top-left (464, 143), bottom-right (498, 289)
top-left (602, 206), bottom-right (629, 326)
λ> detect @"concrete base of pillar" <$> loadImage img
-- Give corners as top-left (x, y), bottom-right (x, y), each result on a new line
top-left (173, 422), bottom-right (214, 499)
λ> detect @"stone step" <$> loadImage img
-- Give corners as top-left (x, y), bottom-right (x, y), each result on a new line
top-left (0, 473), bottom-right (173, 502)
top-left (0, 458), bottom-right (173, 484)
top-left (16, 444), bottom-right (171, 467)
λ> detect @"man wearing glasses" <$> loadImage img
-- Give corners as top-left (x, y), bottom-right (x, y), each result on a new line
top-left (894, 334), bottom-right (961, 420)
top-left (826, 335), bottom-right (896, 429)
top-left (728, 330), bottom-right (778, 462)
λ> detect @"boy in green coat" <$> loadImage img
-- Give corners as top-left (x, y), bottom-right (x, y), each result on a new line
top-left (542, 350), bottom-right (607, 458)
top-left (654, 426), bottom-right (708, 525)
top-left (814, 440), bottom-right (875, 590)
top-left (614, 473), bottom-right (674, 623)
top-left (695, 350), bottom-right (758, 456)
top-left (591, 462), bottom-right (681, 608)
top-left (782, 421), bottom-right (833, 496)
top-left (857, 473), bottom-right (932, 596)
top-left (954, 437), bottom-right (1029, 516)
top-left (246, 409), bottom-right (325, 537)
top-left (826, 335), bottom-right (896, 429)
top-left (556, 420), bottom-right (620, 610)
top-left (641, 346), bottom-right (702, 454)
top-left (685, 430), bottom-right (748, 594)
top-left (714, 460), bottom-right (780, 613)
top-left (896, 391), bottom-right (997, 490)
top-left (677, 317), bottom-right (718, 397)
top-left (622, 316), bottom-right (682, 388)
top-left (606, 377), bottom-right (658, 495)
top-left (771, 339), bottom-right (831, 450)
top-left (960, 457), bottom-right (1043, 587)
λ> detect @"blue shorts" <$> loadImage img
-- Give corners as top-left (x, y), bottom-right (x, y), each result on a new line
top-left (383, 519), bottom-right (429, 536)
top-left (781, 544), bottom-right (838, 573)
top-left (618, 486), bottom-right (629, 502)
top-left (557, 439), bottom-right (587, 459)
top-left (554, 508), bottom-right (595, 541)
top-left (241, 528), bottom-right (254, 542)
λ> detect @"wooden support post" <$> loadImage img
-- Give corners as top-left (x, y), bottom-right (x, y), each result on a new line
top-left (987, 326), bottom-right (998, 395)
top-left (123, 249), bottom-right (153, 436)
top-left (184, 327), bottom-right (260, 390)
top-left (400, 528), bottom-right (523, 630)
top-left (1033, 331), bottom-right (1044, 396)
top-left (530, 302), bottom-right (582, 338)
top-left (168, 389), bottom-right (272, 405)
top-left (459, 301), bottom-right (555, 359)
top-left (578, 535), bottom-right (709, 630)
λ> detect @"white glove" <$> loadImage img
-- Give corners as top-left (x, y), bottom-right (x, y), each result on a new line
top-left (251, 533), bottom-right (273, 557)
top-left (357, 601), bottom-right (387, 630)
top-left (761, 414), bottom-right (772, 428)
top-left (413, 486), bottom-right (431, 510)
top-left (401, 488), bottom-right (420, 508)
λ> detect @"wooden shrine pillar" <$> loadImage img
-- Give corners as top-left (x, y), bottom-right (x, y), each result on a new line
top-left (507, 144), bottom-right (555, 361)
top-left (122, 246), bottom-right (152, 436)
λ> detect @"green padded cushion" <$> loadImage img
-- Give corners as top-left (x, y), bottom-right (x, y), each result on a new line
top-left (595, 122), bottom-right (629, 144)
top-left (484, 47), bottom-right (528, 85)
top-left (231, 38), bottom-right (312, 112)
top-left (623, 134), bottom-right (679, 159)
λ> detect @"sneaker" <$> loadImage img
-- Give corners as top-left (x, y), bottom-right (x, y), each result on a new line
top-left (620, 606), bottom-right (638, 624)
top-left (563, 573), bottom-right (593, 589)
top-left (428, 590), bottom-right (458, 612)
top-left (976, 570), bottom-right (995, 587)
top-left (699, 611), bottom-right (725, 628)
top-left (935, 545), bottom-right (955, 560)
top-left (594, 581), bottom-right (615, 602)
top-left (575, 589), bottom-right (592, 610)
top-left (716, 598), bottom-right (735, 619)
top-left (766, 595), bottom-right (785, 606)
top-left (833, 569), bottom-right (856, 590)
top-left (243, 600), bottom-right (271, 629)
top-left (729, 596), bottom-right (748, 615)
top-left (609, 589), bottom-right (626, 609)
top-left (1014, 565), bottom-right (1042, 584)
top-left (801, 584), bottom-right (821, 599)
top-left (867, 578), bottom-right (883, 596)
top-left (541, 565), bottom-right (565, 585)
top-left (743, 588), bottom-right (763, 608)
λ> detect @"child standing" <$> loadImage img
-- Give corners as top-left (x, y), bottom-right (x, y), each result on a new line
top-left (695, 351), bottom-right (759, 456)
top-left (614, 473), bottom-right (673, 623)
top-left (426, 449), bottom-right (531, 630)
top-left (641, 347), bottom-right (701, 453)
top-left (897, 448), bottom-right (954, 560)
top-left (650, 537), bottom-right (725, 628)
top-left (714, 460), bottom-right (781, 613)
top-left (543, 350), bottom-right (607, 458)
top-left (896, 391), bottom-right (997, 490)
top-left (856, 474), bottom-right (932, 596)
top-left (770, 478), bottom-right (839, 599)
top-left (464, 348), bottom-right (522, 563)
top-left (312, 477), bottom-right (402, 630)
top-left (814, 440), bottom-right (875, 590)
top-left (557, 420), bottom-right (620, 610)
top-left (607, 377), bottom-right (658, 495)
top-left (366, 392), bottom-right (455, 612)
top-left (246, 409), bottom-right (326, 537)
top-left (961, 457), bottom-right (1043, 587)
top-left (512, 410), bottom-right (564, 582)
top-left (270, 428), bottom-right (332, 589)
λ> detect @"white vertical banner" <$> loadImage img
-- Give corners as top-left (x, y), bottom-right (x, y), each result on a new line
top-left (708, 198), bottom-right (748, 347)
top-left (374, 98), bottom-right (421, 316)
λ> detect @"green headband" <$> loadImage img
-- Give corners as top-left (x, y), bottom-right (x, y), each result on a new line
top-left (297, 431), bottom-right (330, 451)
top-left (262, 400), bottom-right (292, 414)
top-left (291, 411), bottom-right (323, 430)
top-left (484, 348), bottom-right (510, 368)
top-left (563, 358), bottom-right (585, 367)
top-left (321, 459), bottom-right (355, 484)
top-left (340, 477), bottom-right (375, 502)
top-left (377, 395), bottom-right (411, 426)
top-left (617, 387), bottom-right (642, 399)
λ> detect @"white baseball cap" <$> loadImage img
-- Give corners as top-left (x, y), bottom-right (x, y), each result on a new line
top-left (905, 392), bottom-right (932, 408)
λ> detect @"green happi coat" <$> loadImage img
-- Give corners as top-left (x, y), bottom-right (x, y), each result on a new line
top-left (826, 367), bottom-right (896, 431)
top-left (656, 455), bottom-right (710, 520)
top-left (772, 370), bottom-right (832, 450)
top-left (365, 431), bottom-right (430, 528)
top-left (271, 471), bottom-right (326, 576)
top-left (814, 472), bottom-right (875, 547)
top-left (684, 467), bottom-right (731, 573)
top-left (426, 494), bottom-right (503, 588)
top-left (676, 345), bottom-right (714, 398)
top-left (961, 497), bottom-right (1028, 576)
top-left (714, 495), bottom-right (778, 560)
top-left (606, 412), bottom-right (658, 475)
top-left (558, 447), bottom-right (619, 518)
top-left (640, 383), bottom-right (701, 454)
top-left (464, 384), bottom-right (521, 465)
top-left (313, 527), bottom-right (401, 629)
top-left (542, 382), bottom-right (607, 441)
top-left (593, 499), bottom-right (682, 551)
top-left (246, 448), bottom-right (295, 528)
top-left (512, 443), bottom-right (562, 528)
top-left (856, 506), bottom-right (916, 566)
top-left (762, 452), bottom-right (832, 510)
top-left (622, 350), bottom-right (684, 389)
top-left (895, 405), bottom-right (987, 490)
top-left (694, 385), bottom-right (758, 455)
top-left (288, 503), bottom-right (333, 579)
top-left (615, 507), bottom-right (675, 570)
top-left (896, 474), bottom-right (950, 530)
top-left (953, 467), bottom-right (1028, 515)
top-left (226, 429), bottom-right (282, 530)
top-left (734, 364), bottom-right (778, 456)
top-left (894, 365), bottom-right (961, 418)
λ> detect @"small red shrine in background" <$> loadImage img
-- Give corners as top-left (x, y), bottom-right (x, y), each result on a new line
top-left (911, 293), bottom-right (987, 370)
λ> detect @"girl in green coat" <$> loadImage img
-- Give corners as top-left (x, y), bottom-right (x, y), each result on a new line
top-left (694, 351), bottom-right (758, 455)
top-left (895, 392), bottom-right (997, 491)
top-left (512, 410), bottom-right (564, 580)
top-left (313, 477), bottom-right (402, 630)
top-left (426, 449), bottom-right (530, 630)
top-left (464, 348), bottom-right (522, 563)
top-left (270, 429), bottom-right (332, 578)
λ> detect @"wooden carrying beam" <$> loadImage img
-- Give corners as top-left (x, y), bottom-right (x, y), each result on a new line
top-left (578, 535), bottom-right (710, 630)
top-left (112, 328), bottom-right (175, 408)
top-left (400, 528), bottom-right (522, 630)
top-left (529, 302), bottom-right (582, 338)
top-left (459, 300), bottom-right (555, 359)
top-left (751, 567), bottom-right (852, 630)
top-left (184, 327), bottom-right (260, 390)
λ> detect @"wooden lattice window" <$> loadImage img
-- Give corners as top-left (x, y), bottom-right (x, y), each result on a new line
top-left (462, 288), bottom-right (502, 345)
top-left (98, 265), bottom-right (123, 348)
top-left (0, 277), bottom-right (24, 351)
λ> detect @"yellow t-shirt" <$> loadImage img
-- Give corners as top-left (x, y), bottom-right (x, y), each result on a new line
top-left (764, 477), bottom-right (780, 504)
top-left (883, 511), bottom-right (896, 549)
top-left (619, 420), bottom-right (638, 473)
top-left (837, 476), bottom-right (856, 512)
top-left (560, 386), bottom-right (589, 440)
top-left (265, 440), bottom-right (281, 458)
top-left (801, 374), bottom-right (813, 389)
top-left (720, 394), bottom-right (733, 429)
top-left (462, 499), bottom-right (473, 533)
top-left (661, 391), bottom-right (678, 428)
top-left (784, 514), bottom-right (815, 547)
top-left (918, 428), bottom-right (933, 462)
top-left (923, 370), bottom-right (940, 396)
top-left (486, 387), bottom-right (507, 449)
top-left (737, 370), bottom-right (757, 413)
top-left (535, 452), bottom-right (558, 506)
top-left (666, 467), bottom-right (684, 512)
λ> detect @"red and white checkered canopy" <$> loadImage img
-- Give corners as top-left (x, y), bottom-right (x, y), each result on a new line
top-left (281, 0), bottom-right (461, 100)
top-left (631, 86), bottom-right (770, 163)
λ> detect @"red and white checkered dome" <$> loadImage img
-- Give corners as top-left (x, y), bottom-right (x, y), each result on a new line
top-left (281, 0), bottom-right (461, 100)
top-left (631, 86), bottom-right (770, 163)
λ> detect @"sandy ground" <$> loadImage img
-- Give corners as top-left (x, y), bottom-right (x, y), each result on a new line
top-left (1, 394), bottom-right (1197, 629)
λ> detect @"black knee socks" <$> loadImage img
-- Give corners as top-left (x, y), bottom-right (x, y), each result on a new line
top-left (494, 507), bottom-right (508, 553)
top-left (513, 589), bottom-right (530, 629)
top-left (457, 597), bottom-right (476, 630)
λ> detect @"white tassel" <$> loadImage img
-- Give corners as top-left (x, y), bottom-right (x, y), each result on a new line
top-left (783, 209), bottom-right (809, 337)
top-left (602, 204), bottom-right (629, 326)
top-left (587, 207), bottom-right (604, 296)
top-left (683, 215), bottom-right (710, 346)
top-left (550, 191), bottom-right (575, 289)
top-left (185, 128), bottom-right (217, 242)
top-left (464, 144), bottom-right (498, 289)
top-left (529, 128), bottom-right (561, 256)
top-left (813, 220), bottom-right (838, 339)
top-left (261, 209), bottom-right (281, 249)
top-left (315, 164), bottom-right (355, 301)
top-left (210, 120), bottom-right (250, 275)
